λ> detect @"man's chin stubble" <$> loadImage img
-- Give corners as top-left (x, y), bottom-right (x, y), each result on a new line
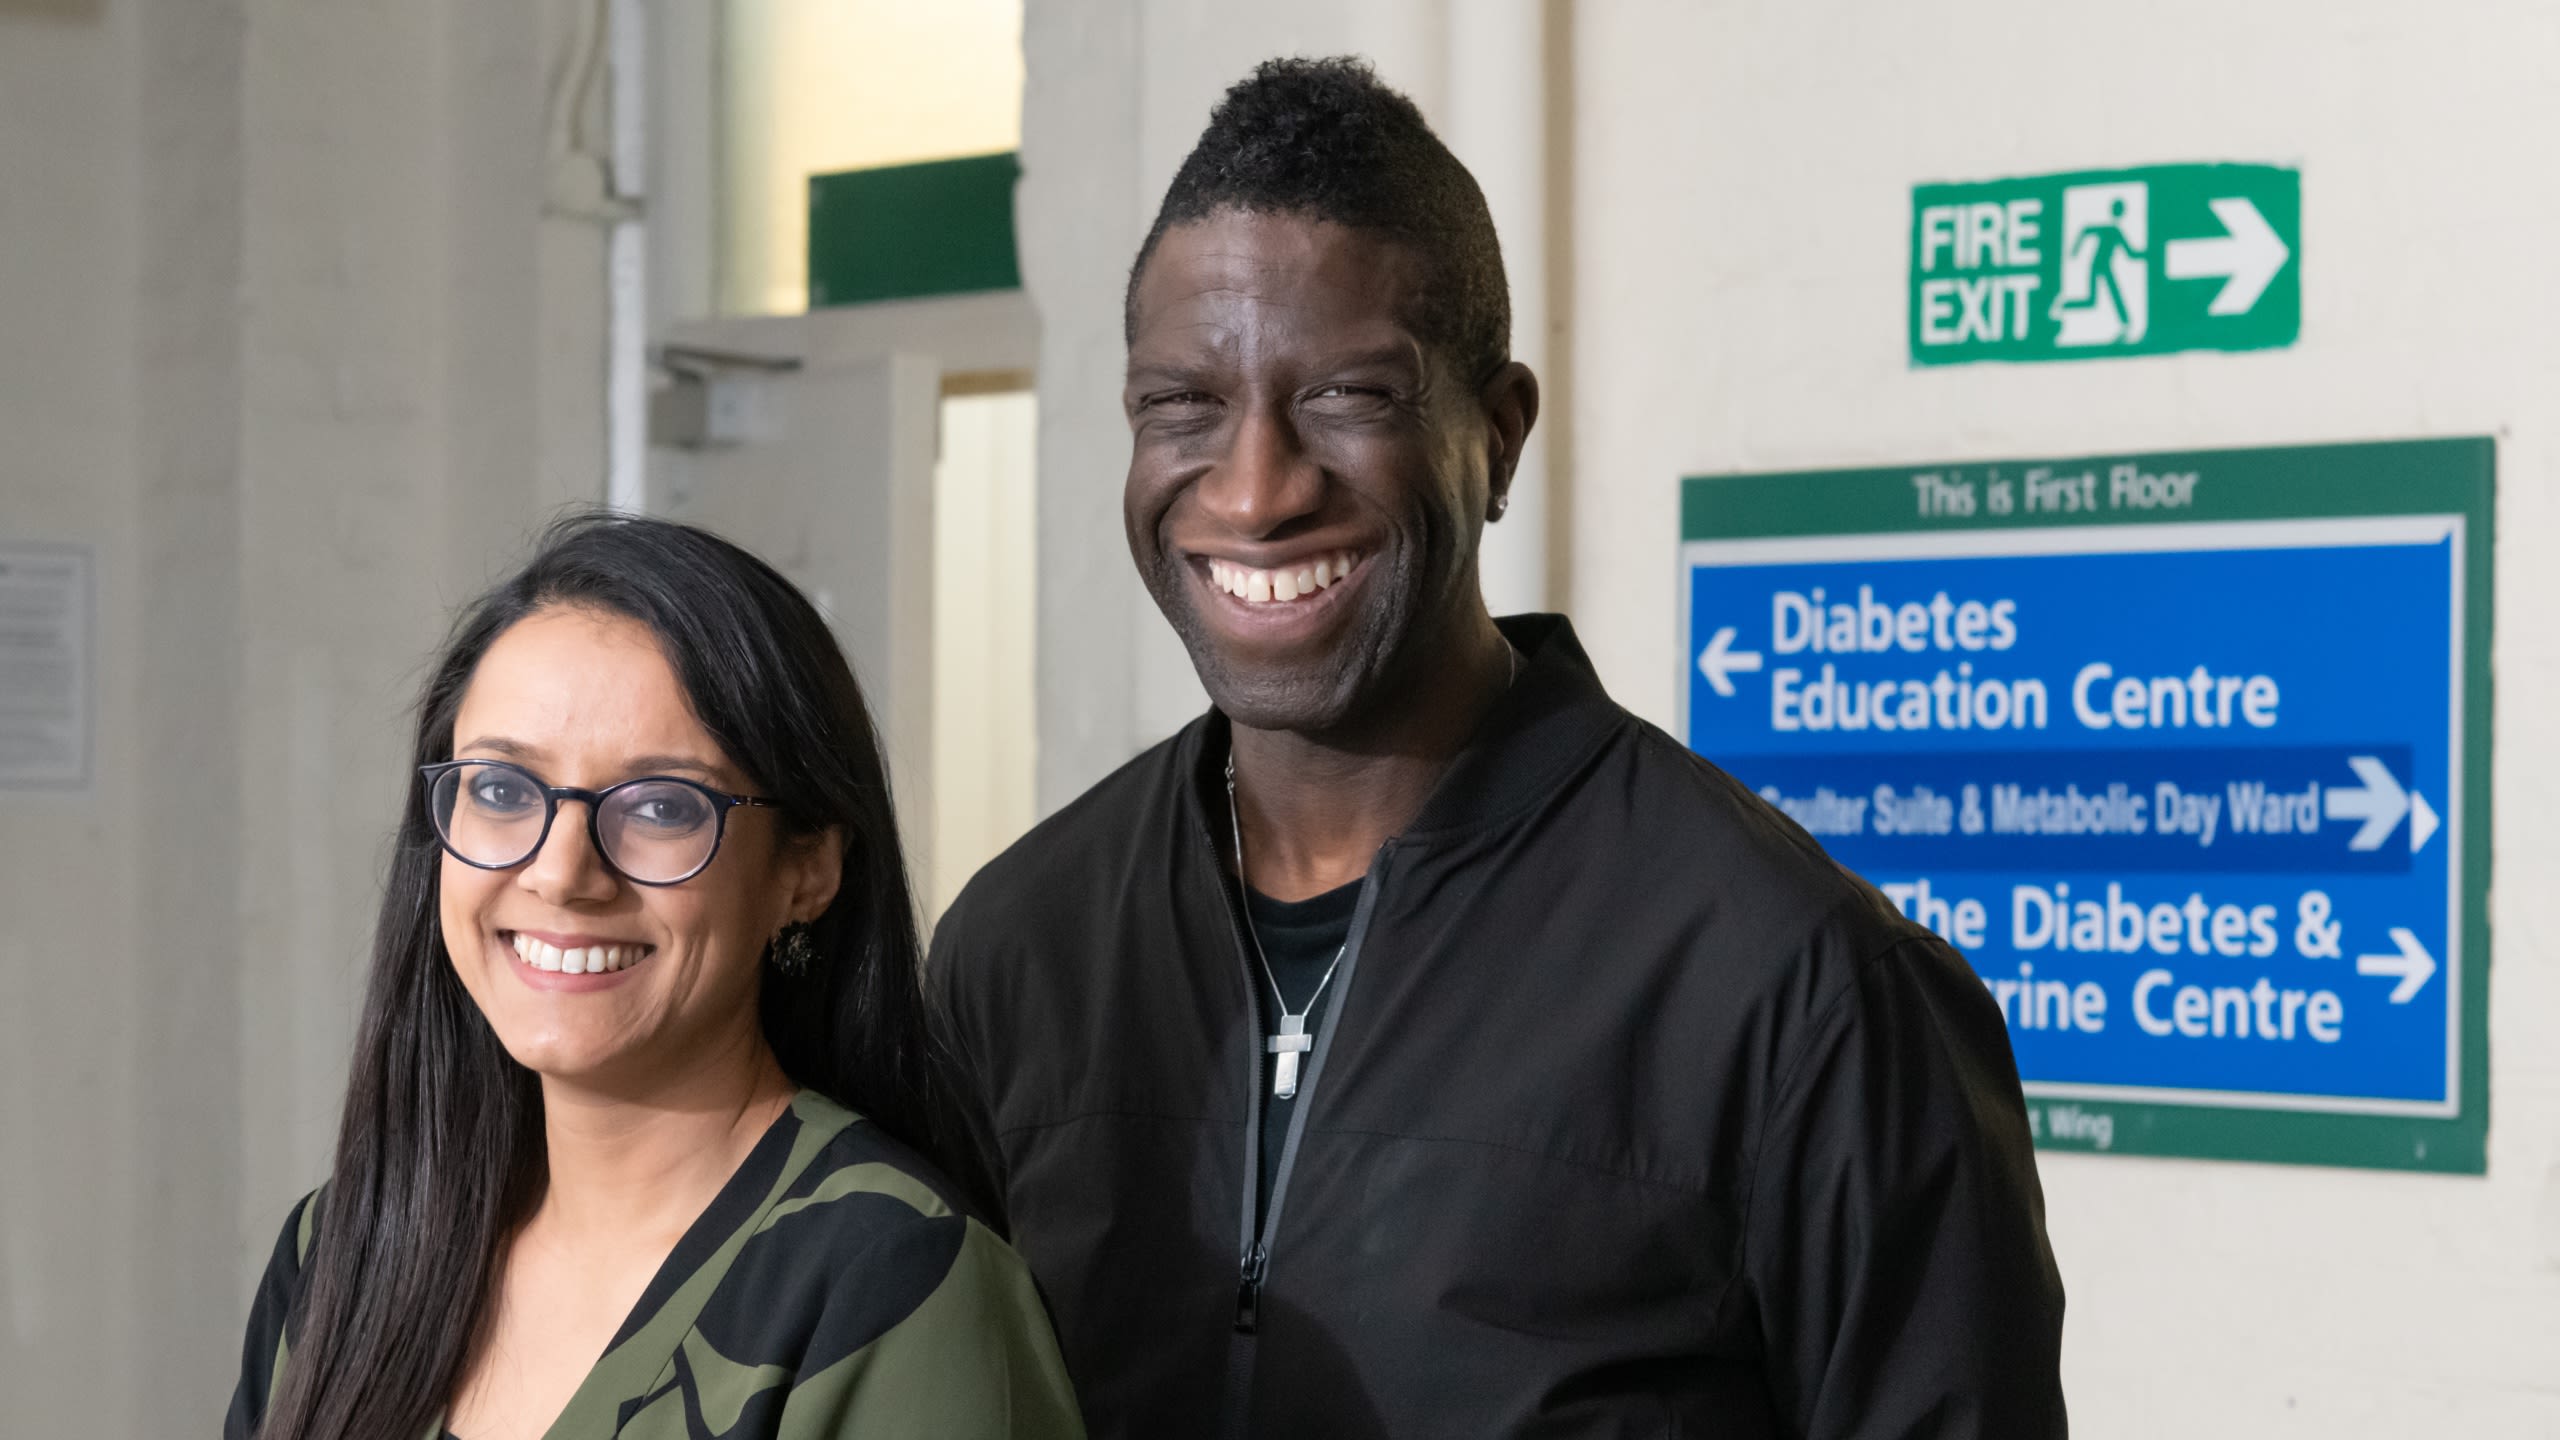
top-left (1143, 550), bottom-right (1419, 735)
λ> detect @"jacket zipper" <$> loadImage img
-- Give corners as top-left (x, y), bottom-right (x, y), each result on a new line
top-left (1235, 1240), bottom-right (1268, 1331)
top-left (1198, 808), bottom-right (1272, 1337)
top-left (1200, 804), bottom-right (1397, 1339)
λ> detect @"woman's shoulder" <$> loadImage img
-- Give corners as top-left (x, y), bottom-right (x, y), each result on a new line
top-left (223, 1187), bottom-right (327, 1440)
top-left (266, 1184), bottom-right (326, 1265)
top-left (733, 1091), bottom-right (989, 1284)
top-left (767, 1090), bottom-right (975, 1218)
top-left (683, 1094), bottom-right (1046, 1378)
top-left (684, 1095), bottom-right (1079, 1434)
top-left (245, 1185), bottom-right (327, 1335)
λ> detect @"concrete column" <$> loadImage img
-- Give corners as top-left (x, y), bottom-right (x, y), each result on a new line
top-left (1021, 0), bottom-right (1151, 814)
top-left (1443, 0), bottom-right (1552, 616)
top-left (130, 1), bottom-right (248, 1429)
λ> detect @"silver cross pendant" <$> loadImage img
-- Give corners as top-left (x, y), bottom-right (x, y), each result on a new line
top-left (1267, 1013), bottom-right (1314, 1098)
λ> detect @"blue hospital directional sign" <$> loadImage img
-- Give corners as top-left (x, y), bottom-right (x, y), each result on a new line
top-left (1680, 440), bottom-right (2493, 1172)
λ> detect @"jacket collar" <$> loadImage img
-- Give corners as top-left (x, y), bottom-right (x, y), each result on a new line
top-left (1174, 613), bottom-right (1630, 847)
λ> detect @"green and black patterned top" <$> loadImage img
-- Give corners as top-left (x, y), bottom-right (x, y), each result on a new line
top-left (225, 1092), bottom-right (1084, 1439)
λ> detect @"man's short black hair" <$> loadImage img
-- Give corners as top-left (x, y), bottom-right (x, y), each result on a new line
top-left (1125, 56), bottom-right (1510, 383)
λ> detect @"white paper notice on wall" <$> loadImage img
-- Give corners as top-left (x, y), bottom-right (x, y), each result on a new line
top-left (0, 544), bottom-right (93, 788)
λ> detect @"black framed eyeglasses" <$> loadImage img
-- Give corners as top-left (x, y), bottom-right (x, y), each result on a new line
top-left (420, 759), bottom-right (780, 887)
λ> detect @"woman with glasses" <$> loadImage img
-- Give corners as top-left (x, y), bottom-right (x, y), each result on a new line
top-left (225, 514), bottom-right (1082, 1440)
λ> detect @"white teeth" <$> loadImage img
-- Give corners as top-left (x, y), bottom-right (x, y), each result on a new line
top-left (1210, 551), bottom-right (1364, 606)
top-left (510, 934), bottom-right (645, 975)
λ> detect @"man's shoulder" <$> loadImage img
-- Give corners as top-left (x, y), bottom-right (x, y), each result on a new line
top-left (939, 724), bottom-right (1196, 940)
top-left (1610, 714), bottom-right (1866, 879)
top-left (1581, 711), bottom-right (1931, 964)
top-left (1558, 717), bottom-right (1989, 1108)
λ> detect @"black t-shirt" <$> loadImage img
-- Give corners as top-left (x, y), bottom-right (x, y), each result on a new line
top-left (1243, 879), bottom-right (1360, 1217)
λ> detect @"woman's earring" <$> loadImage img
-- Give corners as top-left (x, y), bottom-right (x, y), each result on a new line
top-left (771, 922), bottom-right (817, 976)
top-left (1490, 492), bottom-right (1511, 521)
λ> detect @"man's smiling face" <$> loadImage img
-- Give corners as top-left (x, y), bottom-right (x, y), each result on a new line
top-left (1123, 207), bottom-right (1501, 734)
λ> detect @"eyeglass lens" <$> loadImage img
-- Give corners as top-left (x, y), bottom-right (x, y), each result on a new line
top-left (427, 762), bottom-right (724, 884)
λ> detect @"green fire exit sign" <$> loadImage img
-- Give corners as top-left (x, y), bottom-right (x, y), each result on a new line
top-left (1909, 163), bottom-right (2299, 366)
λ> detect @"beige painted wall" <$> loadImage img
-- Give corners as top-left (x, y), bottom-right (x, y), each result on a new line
top-left (1566, 3), bottom-right (2560, 1434)
top-left (0, 6), bottom-right (147, 1434)
top-left (0, 1), bottom-right (606, 1430)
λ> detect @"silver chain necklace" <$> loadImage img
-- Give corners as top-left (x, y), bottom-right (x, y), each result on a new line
top-left (1224, 641), bottom-right (1522, 1099)
top-left (1227, 754), bottom-right (1346, 1100)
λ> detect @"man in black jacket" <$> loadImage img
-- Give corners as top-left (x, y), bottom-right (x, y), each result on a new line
top-left (931, 56), bottom-right (2067, 1439)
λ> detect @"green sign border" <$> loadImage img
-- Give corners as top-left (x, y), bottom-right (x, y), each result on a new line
top-left (1681, 438), bottom-right (2494, 1174)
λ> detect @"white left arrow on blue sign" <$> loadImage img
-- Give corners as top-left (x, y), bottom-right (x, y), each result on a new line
top-left (1697, 627), bottom-right (1764, 698)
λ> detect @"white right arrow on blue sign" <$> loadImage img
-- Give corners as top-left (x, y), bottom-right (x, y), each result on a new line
top-left (2326, 754), bottom-right (2419, 852)
top-left (2356, 927), bottom-right (2438, 1003)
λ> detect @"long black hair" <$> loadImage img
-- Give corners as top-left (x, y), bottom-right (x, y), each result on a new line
top-left (258, 512), bottom-right (955, 1440)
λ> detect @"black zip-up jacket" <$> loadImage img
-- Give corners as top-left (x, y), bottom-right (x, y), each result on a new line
top-left (932, 615), bottom-right (2066, 1438)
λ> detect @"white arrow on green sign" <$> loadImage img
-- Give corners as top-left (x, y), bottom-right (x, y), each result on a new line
top-left (1910, 163), bottom-right (2299, 365)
